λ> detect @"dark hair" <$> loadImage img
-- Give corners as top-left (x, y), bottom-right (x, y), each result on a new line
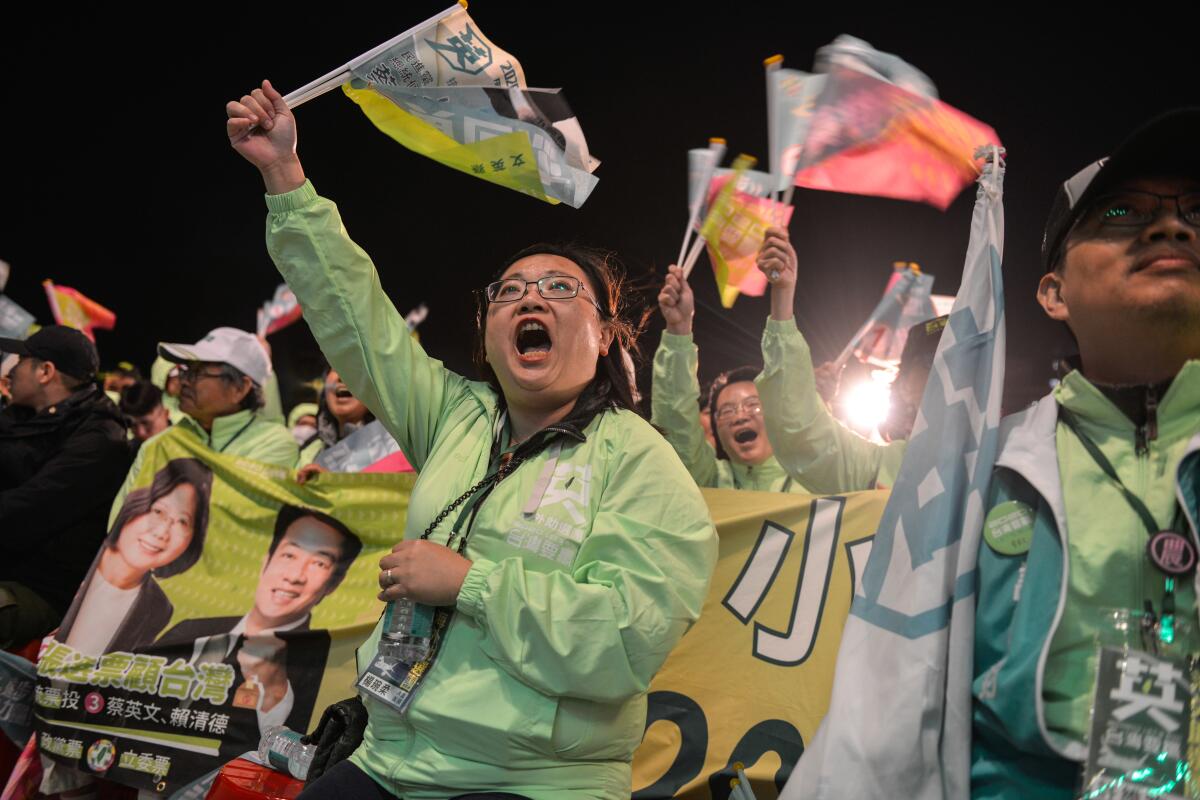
top-left (106, 458), bottom-right (214, 579)
top-left (120, 380), bottom-right (164, 417)
top-left (270, 505), bottom-right (363, 594)
top-left (216, 363), bottom-right (265, 411)
top-left (472, 243), bottom-right (648, 418)
top-left (706, 365), bottom-right (761, 461)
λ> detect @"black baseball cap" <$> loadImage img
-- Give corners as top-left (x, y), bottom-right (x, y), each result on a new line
top-left (1041, 108), bottom-right (1200, 272)
top-left (0, 325), bottom-right (100, 381)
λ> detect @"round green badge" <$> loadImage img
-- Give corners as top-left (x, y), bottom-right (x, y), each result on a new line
top-left (983, 500), bottom-right (1034, 556)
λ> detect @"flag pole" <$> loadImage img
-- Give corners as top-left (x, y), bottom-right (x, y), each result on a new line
top-left (764, 55), bottom-right (783, 203)
top-left (282, 2), bottom-right (466, 109)
top-left (676, 137), bottom-right (726, 268)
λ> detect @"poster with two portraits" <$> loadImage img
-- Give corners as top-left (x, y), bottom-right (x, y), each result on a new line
top-left (33, 428), bottom-right (411, 793)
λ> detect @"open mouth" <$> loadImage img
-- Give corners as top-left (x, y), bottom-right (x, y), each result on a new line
top-left (733, 429), bottom-right (758, 444)
top-left (334, 387), bottom-right (354, 399)
top-left (138, 538), bottom-right (165, 555)
top-left (516, 320), bottom-right (553, 360)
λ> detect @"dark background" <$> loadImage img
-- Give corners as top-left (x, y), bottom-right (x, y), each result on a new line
top-left (3, 8), bottom-right (1196, 413)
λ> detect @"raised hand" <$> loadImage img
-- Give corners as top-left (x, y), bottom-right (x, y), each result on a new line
top-left (658, 264), bottom-right (695, 335)
top-left (757, 226), bottom-right (798, 321)
top-left (226, 80), bottom-right (306, 194)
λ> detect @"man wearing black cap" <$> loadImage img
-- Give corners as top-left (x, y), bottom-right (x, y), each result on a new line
top-left (0, 326), bottom-right (131, 647)
top-left (972, 110), bottom-right (1200, 797)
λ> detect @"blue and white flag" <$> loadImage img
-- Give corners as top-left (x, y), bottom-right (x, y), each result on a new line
top-left (783, 148), bottom-right (1005, 800)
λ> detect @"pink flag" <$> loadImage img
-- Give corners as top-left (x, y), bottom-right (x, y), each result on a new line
top-left (42, 280), bottom-right (116, 342)
top-left (793, 66), bottom-right (1001, 210)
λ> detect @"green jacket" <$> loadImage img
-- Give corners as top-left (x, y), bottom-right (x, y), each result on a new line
top-left (264, 181), bottom-right (717, 799)
top-left (971, 364), bottom-right (1200, 799)
top-left (651, 330), bottom-right (810, 494)
top-left (109, 408), bottom-right (298, 526)
top-left (149, 356), bottom-right (184, 425)
top-left (756, 317), bottom-right (906, 493)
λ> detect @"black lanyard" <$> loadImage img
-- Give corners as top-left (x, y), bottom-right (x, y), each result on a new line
top-left (1060, 407), bottom-right (1190, 648)
top-left (215, 414), bottom-right (257, 454)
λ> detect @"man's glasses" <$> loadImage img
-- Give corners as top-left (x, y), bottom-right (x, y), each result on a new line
top-left (177, 363), bottom-right (227, 384)
top-left (714, 398), bottom-right (762, 423)
top-left (484, 275), bottom-right (603, 313)
top-left (1087, 191), bottom-right (1200, 228)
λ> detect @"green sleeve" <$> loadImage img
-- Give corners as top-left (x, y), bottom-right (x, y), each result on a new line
top-left (756, 316), bottom-right (891, 493)
top-left (649, 331), bottom-right (720, 488)
top-left (264, 181), bottom-right (471, 471)
top-left (455, 423), bottom-right (717, 702)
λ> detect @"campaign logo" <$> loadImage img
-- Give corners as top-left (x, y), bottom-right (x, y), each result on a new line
top-left (84, 692), bottom-right (105, 714)
top-left (86, 738), bottom-right (116, 772)
top-left (426, 24), bottom-right (492, 75)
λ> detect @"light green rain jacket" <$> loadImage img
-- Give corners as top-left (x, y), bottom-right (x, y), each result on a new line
top-left (651, 331), bottom-right (811, 494)
top-left (264, 182), bottom-right (717, 799)
top-left (756, 317), bottom-right (907, 493)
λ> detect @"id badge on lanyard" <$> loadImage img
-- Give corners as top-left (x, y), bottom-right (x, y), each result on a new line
top-left (357, 606), bottom-right (454, 715)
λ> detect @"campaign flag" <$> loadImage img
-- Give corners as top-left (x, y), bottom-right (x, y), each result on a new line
top-left (786, 35), bottom-right (1001, 210)
top-left (255, 284), bottom-right (302, 337)
top-left (335, 4), bottom-right (599, 207)
top-left (783, 151), bottom-right (1005, 799)
top-left (842, 262), bottom-right (937, 368)
top-left (0, 260), bottom-right (10, 292)
top-left (631, 487), bottom-right (889, 798)
top-left (314, 419), bottom-right (413, 474)
top-left (0, 296), bottom-right (36, 340)
top-left (769, 68), bottom-right (828, 185)
top-left (699, 156), bottom-right (793, 308)
top-left (42, 281), bottom-right (116, 341)
top-left (29, 428), bottom-right (414, 794)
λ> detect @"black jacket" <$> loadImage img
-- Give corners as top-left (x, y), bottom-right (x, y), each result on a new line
top-left (0, 385), bottom-right (131, 617)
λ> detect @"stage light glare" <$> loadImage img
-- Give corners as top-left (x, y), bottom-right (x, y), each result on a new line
top-left (844, 379), bottom-right (891, 432)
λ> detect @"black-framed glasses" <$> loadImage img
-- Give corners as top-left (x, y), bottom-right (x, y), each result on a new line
top-left (484, 275), bottom-right (602, 312)
top-left (177, 363), bottom-right (227, 384)
top-left (714, 398), bottom-right (762, 423)
top-left (1087, 191), bottom-right (1200, 228)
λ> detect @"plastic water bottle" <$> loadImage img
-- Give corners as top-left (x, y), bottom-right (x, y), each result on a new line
top-left (378, 598), bottom-right (433, 664)
top-left (257, 725), bottom-right (317, 780)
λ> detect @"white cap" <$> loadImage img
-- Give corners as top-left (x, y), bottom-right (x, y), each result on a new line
top-left (158, 327), bottom-right (272, 386)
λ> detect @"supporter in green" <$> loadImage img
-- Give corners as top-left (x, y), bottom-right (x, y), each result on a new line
top-left (755, 227), bottom-right (939, 491)
top-left (652, 264), bottom-right (811, 493)
top-left (227, 79), bottom-right (717, 800)
top-left (111, 327), bottom-right (298, 518)
top-left (296, 368), bottom-right (375, 467)
top-left (972, 109), bottom-right (1200, 798)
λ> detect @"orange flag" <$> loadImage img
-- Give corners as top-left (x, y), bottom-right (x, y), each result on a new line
top-left (43, 280), bottom-right (116, 341)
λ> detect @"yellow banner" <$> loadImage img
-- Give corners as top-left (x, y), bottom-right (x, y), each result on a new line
top-left (632, 487), bottom-right (888, 799)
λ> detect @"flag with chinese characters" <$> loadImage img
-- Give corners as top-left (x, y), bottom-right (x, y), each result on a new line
top-left (699, 156), bottom-right (793, 308)
top-left (785, 35), bottom-right (1001, 210)
top-left (783, 153), bottom-right (1005, 799)
top-left (255, 284), bottom-right (302, 337)
top-left (42, 281), bottom-right (115, 341)
top-left (340, 5), bottom-right (599, 207)
top-left (30, 429), bottom-right (414, 795)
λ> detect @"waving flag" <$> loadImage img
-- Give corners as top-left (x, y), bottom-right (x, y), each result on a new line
top-left (838, 262), bottom-right (937, 368)
top-left (42, 280), bottom-right (115, 341)
top-left (698, 156), bottom-right (793, 308)
top-left (778, 35), bottom-right (1001, 210)
top-left (334, 4), bottom-right (598, 207)
top-left (783, 150), bottom-right (1005, 799)
top-left (256, 283), bottom-right (302, 337)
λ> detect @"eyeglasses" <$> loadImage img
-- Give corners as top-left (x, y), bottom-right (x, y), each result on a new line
top-left (1086, 191), bottom-right (1200, 229)
top-left (714, 398), bottom-right (762, 423)
top-left (484, 275), bottom-right (603, 313)
top-left (177, 363), bottom-right (227, 384)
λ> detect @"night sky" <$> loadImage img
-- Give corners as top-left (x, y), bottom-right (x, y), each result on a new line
top-left (4, 9), bottom-right (1197, 413)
